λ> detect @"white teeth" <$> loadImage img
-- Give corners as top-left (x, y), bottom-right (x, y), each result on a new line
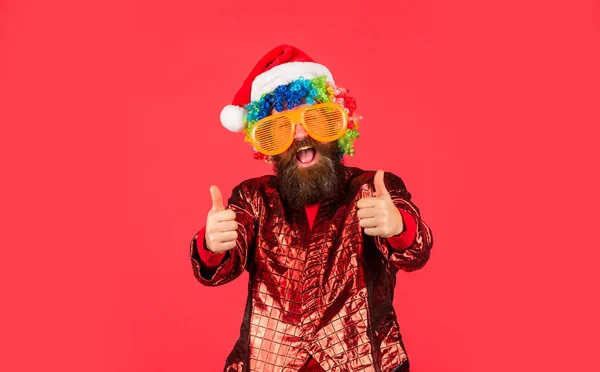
top-left (296, 146), bottom-right (313, 153)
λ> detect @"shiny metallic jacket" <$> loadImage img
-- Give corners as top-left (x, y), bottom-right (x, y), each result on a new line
top-left (191, 166), bottom-right (433, 371)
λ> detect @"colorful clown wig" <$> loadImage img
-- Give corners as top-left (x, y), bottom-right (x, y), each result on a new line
top-left (243, 76), bottom-right (362, 161)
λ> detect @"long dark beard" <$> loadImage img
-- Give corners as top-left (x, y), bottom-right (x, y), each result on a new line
top-left (274, 138), bottom-right (346, 209)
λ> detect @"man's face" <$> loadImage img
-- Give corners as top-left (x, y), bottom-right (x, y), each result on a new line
top-left (272, 104), bottom-right (346, 209)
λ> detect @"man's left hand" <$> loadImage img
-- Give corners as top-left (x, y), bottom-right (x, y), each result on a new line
top-left (357, 170), bottom-right (404, 238)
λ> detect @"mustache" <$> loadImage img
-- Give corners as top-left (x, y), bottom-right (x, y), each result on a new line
top-left (288, 137), bottom-right (323, 154)
top-left (276, 138), bottom-right (335, 164)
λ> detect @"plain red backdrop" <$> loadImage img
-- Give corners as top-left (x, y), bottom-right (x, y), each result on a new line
top-left (1, 0), bottom-right (599, 371)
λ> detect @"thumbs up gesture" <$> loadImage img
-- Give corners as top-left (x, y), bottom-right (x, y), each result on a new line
top-left (357, 170), bottom-right (404, 238)
top-left (204, 185), bottom-right (239, 253)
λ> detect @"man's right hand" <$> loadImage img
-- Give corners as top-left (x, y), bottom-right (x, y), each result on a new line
top-left (205, 185), bottom-right (238, 253)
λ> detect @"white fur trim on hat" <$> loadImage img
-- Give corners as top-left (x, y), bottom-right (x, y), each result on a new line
top-left (250, 62), bottom-right (335, 101)
top-left (220, 105), bottom-right (247, 132)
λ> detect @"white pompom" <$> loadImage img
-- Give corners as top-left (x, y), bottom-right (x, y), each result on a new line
top-left (220, 105), bottom-right (246, 132)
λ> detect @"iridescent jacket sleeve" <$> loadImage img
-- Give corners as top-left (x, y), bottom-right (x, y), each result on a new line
top-left (373, 172), bottom-right (434, 272)
top-left (190, 181), bottom-right (258, 286)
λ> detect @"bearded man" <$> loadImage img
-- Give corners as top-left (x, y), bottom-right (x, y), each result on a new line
top-left (190, 45), bottom-right (433, 372)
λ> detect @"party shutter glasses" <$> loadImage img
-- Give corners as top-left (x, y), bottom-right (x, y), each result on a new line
top-left (249, 102), bottom-right (348, 156)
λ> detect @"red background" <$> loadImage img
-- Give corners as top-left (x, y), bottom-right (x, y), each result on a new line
top-left (1, 0), bottom-right (599, 371)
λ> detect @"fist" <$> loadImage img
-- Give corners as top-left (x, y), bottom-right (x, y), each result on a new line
top-left (357, 170), bottom-right (404, 238)
top-left (204, 185), bottom-right (238, 253)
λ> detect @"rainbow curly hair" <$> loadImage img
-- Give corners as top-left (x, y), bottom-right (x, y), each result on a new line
top-left (242, 76), bottom-right (362, 162)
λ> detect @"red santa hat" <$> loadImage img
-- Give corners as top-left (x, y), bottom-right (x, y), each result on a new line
top-left (220, 44), bottom-right (335, 132)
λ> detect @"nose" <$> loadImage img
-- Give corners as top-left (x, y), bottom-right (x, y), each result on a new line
top-left (294, 124), bottom-right (308, 140)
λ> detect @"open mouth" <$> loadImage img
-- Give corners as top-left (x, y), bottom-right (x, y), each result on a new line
top-left (295, 146), bottom-right (318, 167)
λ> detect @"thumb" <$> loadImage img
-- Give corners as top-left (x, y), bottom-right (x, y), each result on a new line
top-left (374, 170), bottom-right (389, 197)
top-left (210, 185), bottom-right (225, 211)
